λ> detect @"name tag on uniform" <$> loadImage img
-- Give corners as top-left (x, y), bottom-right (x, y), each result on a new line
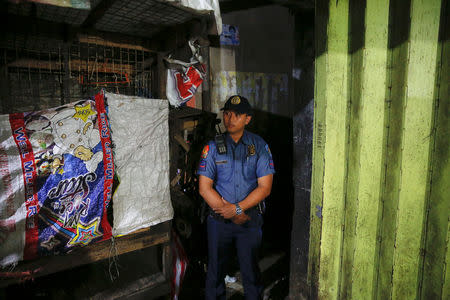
top-left (215, 160), bottom-right (228, 165)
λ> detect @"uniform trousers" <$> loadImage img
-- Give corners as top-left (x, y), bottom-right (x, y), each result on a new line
top-left (205, 214), bottom-right (263, 300)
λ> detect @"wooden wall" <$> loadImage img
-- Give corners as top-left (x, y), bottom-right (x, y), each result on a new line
top-left (308, 0), bottom-right (449, 299)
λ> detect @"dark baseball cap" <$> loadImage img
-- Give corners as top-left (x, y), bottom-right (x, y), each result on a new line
top-left (220, 95), bottom-right (253, 115)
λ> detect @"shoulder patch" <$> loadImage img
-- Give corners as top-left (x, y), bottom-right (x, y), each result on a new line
top-left (265, 144), bottom-right (274, 169)
top-left (265, 144), bottom-right (272, 157)
top-left (201, 145), bottom-right (210, 159)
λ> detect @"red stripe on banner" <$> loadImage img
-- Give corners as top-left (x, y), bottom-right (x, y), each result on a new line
top-left (9, 113), bottom-right (39, 260)
top-left (95, 93), bottom-right (113, 240)
top-left (170, 230), bottom-right (188, 300)
top-left (171, 250), bottom-right (178, 299)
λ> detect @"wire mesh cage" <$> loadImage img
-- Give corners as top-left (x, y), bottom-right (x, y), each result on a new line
top-left (0, 33), bottom-right (155, 114)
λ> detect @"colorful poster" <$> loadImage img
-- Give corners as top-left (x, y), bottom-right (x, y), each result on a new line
top-left (220, 24), bottom-right (240, 46)
top-left (0, 94), bottom-right (113, 266)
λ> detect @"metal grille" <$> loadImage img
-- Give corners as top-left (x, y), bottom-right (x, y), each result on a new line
top-left (7, 1), bottom-right (94, 26)
top-left (94, 0), bottom-right (198, 37)
top-left (7, 0), bottom-right (201, 38)
top-left (0, 34), bottom-right (154, 114)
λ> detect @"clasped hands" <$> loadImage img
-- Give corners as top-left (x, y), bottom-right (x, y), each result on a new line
top-left (213, 198), bottom-right (250, 225)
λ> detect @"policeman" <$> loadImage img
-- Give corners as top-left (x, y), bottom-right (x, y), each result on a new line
top-left (198, 95), bottom-right (275, 300)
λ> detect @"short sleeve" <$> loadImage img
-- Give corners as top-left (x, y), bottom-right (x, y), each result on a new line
top-left (256, 142), bottom-right (275, 178)
top-left (197, 141), bottom-right (216, 180)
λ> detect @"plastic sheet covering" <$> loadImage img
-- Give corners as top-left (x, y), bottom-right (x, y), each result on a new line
top-left (166, 0), bottom-right (222, 35)
top-left (106, 93), bottom-right (173, 236)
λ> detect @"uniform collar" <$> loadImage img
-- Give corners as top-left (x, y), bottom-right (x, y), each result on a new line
top-left (226, 130), bottom-right (250, 145)
top-left (241, 130), bottom-right (251, 145)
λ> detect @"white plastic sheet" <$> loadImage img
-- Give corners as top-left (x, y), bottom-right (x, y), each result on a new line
top-left (166, 0), bottom-right (222, 35)
top-left (0, 116), bottom-right (27, 266)
top-left (106, 93), bottom-right (173, 236)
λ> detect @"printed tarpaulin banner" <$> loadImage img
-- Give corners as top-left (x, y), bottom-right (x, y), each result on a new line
top-left (0, 94), bottom-right (113, 266)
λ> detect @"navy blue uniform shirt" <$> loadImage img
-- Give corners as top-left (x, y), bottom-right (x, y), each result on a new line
top-left (197, 130), bottom-right (275, 204)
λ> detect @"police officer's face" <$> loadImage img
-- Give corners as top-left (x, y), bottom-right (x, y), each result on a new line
top-left (223, 110), bottom-right (251, 134)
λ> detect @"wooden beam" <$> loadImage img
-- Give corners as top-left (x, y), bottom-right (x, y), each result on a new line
top-left (174, 134), bottom-right (190, 152)
top-left (77, 34), bottom-right (153, 52)
top-left (0, 221), bottom-right (171, 288)
top-left (153, 52), bottom-right (167, 99)
top-left (202, 47), bottom-right (211, 112)
top-left (81, 0), bottom-right (119, 29)
top-left (7, 59), bottom-right (137, 77)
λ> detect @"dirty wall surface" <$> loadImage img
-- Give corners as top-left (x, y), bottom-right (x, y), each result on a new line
top-left (309, 0), bottom-right (449, 299)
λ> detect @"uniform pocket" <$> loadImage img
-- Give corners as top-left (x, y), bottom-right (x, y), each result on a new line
top-left (243, 156), bottom-right (257, 179)
top-left (216, 161), bottom-right (232, 181)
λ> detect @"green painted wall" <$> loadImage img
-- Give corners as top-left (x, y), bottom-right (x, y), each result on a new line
top-left (308, 0), bottom-right (449, 299)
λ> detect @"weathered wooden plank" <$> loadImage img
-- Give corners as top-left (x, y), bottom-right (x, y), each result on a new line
top-left (421, 2), bottom-right (449, 297)
top-left (77, 34), bottom-right (154, 52)
top-left (7, 59), bottom-right (136, 75)
top-left (307, 0), bottom-right (328, 297)
top-left (0, 221), bottom-right (171, 287)
top-left (350, 1), bottom-right (390, 299)
top-left (376, 1), bottom-right (411, 299)
top-left (81, 0), bottom-right (119, 29)
top-left (153, 52), bottom-right (166, 99)
top-left (316, 0), bottom-right (350, 299)
top-left (391, 0), bottom-right (442, 298)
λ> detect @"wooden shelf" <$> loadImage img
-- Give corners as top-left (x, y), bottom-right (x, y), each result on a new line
top-left (0, 220), bottom-right (171, 288)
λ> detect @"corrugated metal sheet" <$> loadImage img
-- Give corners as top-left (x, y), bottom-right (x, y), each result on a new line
top-left (308, 0), bottom-right (449, 299)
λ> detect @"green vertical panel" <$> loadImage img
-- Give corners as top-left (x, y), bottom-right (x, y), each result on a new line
top-left (376, 1), bottom-right (411, 299)
top-left (317, 0), bottom-right (349, 299)
top-left (307, 0), bottom-right (328, 297)
top-left (351, 0), bottom-right (390, 299)
top-left (391, 0), bottom-right (442, 299)
top-left (421, 2), bottom-right (450, 297)
top-left (443, 220), bottom-right (450, 299)
top-left (339, 0), bottom-right (365, 298)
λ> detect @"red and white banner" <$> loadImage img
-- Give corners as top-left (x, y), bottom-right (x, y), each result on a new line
top-left (0, 94), bottom-right (113, 267)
